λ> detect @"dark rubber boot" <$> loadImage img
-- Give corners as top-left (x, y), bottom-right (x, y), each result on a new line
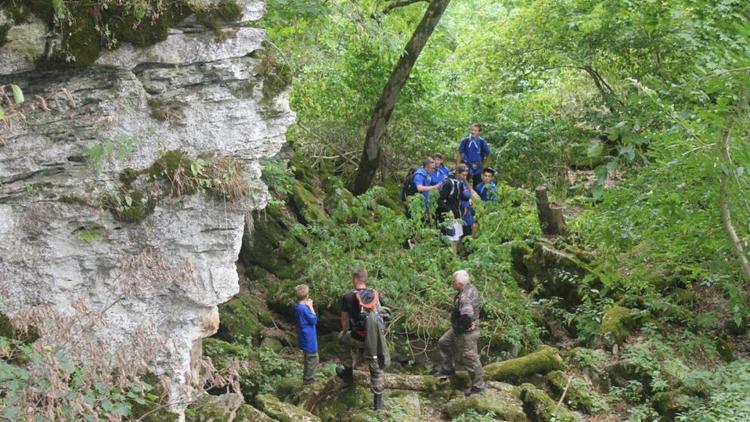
top-left (373, 393), bottom-right (384, 411)
top-left (335, 366), bottom-right (354, 385)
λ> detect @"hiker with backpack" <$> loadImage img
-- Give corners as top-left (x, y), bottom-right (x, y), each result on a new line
top-left (456, 123), bottom-right (491, 187)
top-left (432, 270), bottom-right (487, 397)
top-left (336, 268), bottom-right (390, 411)
top-left (400, 157), bottom-right (442, 210)
top-left (437, 164), bottom-right (473, 255)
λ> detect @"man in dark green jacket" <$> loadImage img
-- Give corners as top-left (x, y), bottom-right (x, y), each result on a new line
top-left (432, 270), bottom-right (486, 396)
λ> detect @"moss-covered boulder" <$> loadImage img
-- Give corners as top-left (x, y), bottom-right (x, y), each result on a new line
top-left (444, 383), bottom-right (526, 421)
top-left (316, 386), bottom-right (372, 421)
top-left (547, 370), bottom-right (608, 414)
top-left (350, 391), bottom-right (423, 422)
top-left (241, 203), bottom-right (300, 279)
top-left (520, 383), bottom-right (576, 422)
top-left (511, 241), bottom-right (592, 309)
top-left (186, 393), bottom-right (259, 422)
top-left (599, 305), bottom-right (639, 347)
top-left (484, 346), bottom-right (566, 383)
top-left (652, 389), bottom-right (690, 418)
top-left (289, 183), bottom-right (328, 224)
top-left (256, 393), bottom-right (321, 422)
top-left (235, 403), bottom-right (275, 421)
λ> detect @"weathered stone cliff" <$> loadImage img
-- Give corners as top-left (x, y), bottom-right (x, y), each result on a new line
top-left (0, 0), bottom-right (293, 409)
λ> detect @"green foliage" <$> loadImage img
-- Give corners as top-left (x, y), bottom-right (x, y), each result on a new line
top-left (284, 182), bottom-right (542, 354)
top-left (0, 337), bottom-right (161, 421)
top-left (676, 360), bottom-right (750, 422)
top-left (83, 135), bottom-right (138, 174)
top-left (241, 348), bottom-right (302, 398)
top-left (76, 227), bottom-right (105, 244)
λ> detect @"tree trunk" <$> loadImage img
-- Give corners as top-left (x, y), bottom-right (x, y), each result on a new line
top-left (535, 186), bottom-right (566, 236)
top-left (352, 0), bottom-right (452, 195)
top-left (719, 121), bottom-right (750, 283)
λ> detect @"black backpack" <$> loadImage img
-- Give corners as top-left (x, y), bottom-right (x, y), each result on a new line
top-left (399, 167), bottom-right (420, 201)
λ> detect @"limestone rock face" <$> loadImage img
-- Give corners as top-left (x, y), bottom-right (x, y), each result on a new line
top-left (0, 0), bottom-right (294, 409)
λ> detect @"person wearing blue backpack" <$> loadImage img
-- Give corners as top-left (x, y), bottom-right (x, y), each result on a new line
top-left (456, 123), bottom-right (491, 187)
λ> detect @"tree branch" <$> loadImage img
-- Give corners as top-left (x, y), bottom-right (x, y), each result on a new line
top-left (719, 115), bottom-right (750, 283)
top-left (383, 0), bottom-right (428, 14)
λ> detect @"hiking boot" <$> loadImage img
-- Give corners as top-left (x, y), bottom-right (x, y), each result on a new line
top-left (430, 368), bottom-right (456, 377)
top-left (335, 366), bottom-right (354, 385)
top-left (373, 393), bottom-right (384, 411)
top-left (464, 386), bottom-right (486, 397)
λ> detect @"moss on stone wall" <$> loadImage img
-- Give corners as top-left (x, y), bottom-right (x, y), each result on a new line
top-left (1, 0), bottom-right (242, 69)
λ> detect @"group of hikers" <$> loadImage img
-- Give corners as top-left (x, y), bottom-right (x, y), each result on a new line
top-left (401, 123), bottom-right (498, 254)
top-left (294, 268), bottom-right (485, 412)
top-left (292, 124), bottom-right (497, 411)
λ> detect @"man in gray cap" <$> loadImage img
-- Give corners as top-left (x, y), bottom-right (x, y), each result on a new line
top-left (432, 269), bottom-right (486, 396)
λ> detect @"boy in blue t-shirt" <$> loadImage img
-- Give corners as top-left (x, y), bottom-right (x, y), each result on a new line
top-left (295, 284), bottom-right (318, 384)
top-left (476, 168), bottom-right (498, 202)
top-left (456, 123), bottom-right (491, 187)
top-left (430, 153), bottom-right (451, 185)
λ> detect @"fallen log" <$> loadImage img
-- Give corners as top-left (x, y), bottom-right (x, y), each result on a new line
top-left (484, 346), bottom-right (565, 383)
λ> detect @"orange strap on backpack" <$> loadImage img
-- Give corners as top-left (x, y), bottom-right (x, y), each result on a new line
top-left (355, 289), bottom-right (379, 312)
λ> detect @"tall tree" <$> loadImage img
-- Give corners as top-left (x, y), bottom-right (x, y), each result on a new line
top-left (352, 0), bottom-right (451, 195)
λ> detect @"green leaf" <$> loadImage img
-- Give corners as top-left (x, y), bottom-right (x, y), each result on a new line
top-left (51, 0), bottom-right (65, 19)
top-left (124, 195), bottom-right (133, 207)
top-left (0, 105), bottom-right (4, 118)
top-left (587, 142), bottom-right (604, 158)
top-left (10, 85), bottom-right (24, 105)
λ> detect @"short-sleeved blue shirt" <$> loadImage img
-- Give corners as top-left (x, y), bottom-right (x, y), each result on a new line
top-left (460, 182), bottom-right (474, 226)
top-left (458, 137), bottom-right (491, 175)
top-left (413, 167), bottom-right (432, 207)
top-left (476, 182), bottom-right (498, 202)
top-left (430, 165), bottom-right (451, 185)
top-left (295, 303), bottom-right (318, 353)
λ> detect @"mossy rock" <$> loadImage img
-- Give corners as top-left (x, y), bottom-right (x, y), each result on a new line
top-left (513, 241), bottom-right (591, 309)
top-left (349, 391), bottom-right (423, 422)
top-left (289, 183), bottom-right (328, 224)
top-left (203, 337), bottom-right (256, 368)
top-left (241, 205), bottom-right (299, 279)
top-left (235, 403), bottom-right (275, 421)
top-left (186, 392), bottom-right (246, 422)
top-left (443, 383), bottom-right (526, 421)
top-left (255, 393), bottom-right (320, 422)
top-left (652, 389), bottom-right (690, 419)
top-left (484, 346), bottom-right (566, 383)
top-left (216, 287), bottom-right (271, 342)
top-left (260, 336), bottom-right (284, 353)
top-left (546, 370), bottom-right (608, 414)
top-left (520, 383), bottom-right (576, 422)
top-left (599, 305), bottom-right (638, 347)
top-left (316, 386), bottom-right (371, 421)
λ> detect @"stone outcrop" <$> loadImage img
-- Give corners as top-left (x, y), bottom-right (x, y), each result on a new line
top-left (0, 0), bottom-right (294, 410)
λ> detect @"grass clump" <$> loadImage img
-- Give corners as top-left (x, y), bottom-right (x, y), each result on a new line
top-left (148, 150), bottom-right (249, 201)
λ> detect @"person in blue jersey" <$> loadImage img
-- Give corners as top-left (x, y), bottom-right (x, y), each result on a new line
top-left (294, 284), bottom-right (318, 384)
top-left (455, 123), bottom-right (491, 187)
top-left (414, 157), bottom-right (442, 210)
top-left (475, 168), bottom-right (498, 202)
top-left (430, 153), bottom-right (451, 185)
